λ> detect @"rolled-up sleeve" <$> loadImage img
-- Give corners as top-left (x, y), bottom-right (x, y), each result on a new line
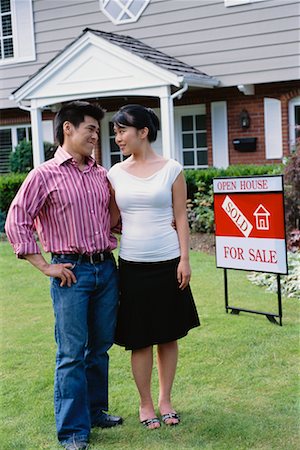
top-left (5, 169), bottom-right (46, 258)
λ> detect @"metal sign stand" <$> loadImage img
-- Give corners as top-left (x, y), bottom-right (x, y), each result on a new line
top-left (224, 269), bottom-right (283, 326)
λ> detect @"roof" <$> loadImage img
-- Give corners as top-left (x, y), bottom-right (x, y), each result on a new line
top-left (12, 28), bottom-right (218, 97)
top-left (84, 28), bottom-right (213, 82)
top-left (254, 204), bottom-right (271, 215)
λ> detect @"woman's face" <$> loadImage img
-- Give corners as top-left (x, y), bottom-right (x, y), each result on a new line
top-left (114, 124), bottom-right (148, 156)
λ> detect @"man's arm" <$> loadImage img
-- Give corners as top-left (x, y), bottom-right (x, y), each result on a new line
top-left (25, 254), bottom-right (77, 287)
top-left (109, 183), bottom-right (121, 232)
top-left (5, 170), bottom-right (76, 287)
top-left (5, 169), bottom-right (45, 257)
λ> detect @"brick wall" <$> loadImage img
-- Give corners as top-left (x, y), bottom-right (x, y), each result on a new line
top-left (179, 80), bottom-right (300, 166)
top-left (1, 81), bottom-right (299, 167)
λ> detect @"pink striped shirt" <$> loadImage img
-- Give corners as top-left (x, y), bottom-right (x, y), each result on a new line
top-left (5, 146), bottom-right (117, 257)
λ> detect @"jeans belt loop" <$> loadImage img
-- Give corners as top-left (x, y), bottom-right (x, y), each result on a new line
top-left (89, 253), bottom-right (105, 263)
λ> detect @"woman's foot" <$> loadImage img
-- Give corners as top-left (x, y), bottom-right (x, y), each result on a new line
top-left (159, 402), bottom-right (180, 425)
top-left (161, 412), bottom-right (180, 426)
top-left (139, 406), bottom-right (160, 429)
top-left (140, 417), bottom-right (161, 429)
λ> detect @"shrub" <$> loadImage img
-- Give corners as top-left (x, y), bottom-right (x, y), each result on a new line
top-left (247, 252), bottom-right (300, 299)
top-left (0, 173), bottom-right (27, 214)
top-left (283, 152), bottom-right (300, 234)
top-left (187, 181), bottom-right (214, 233)
top-left (9, 140), bottom-right (55, 173)
top-left (9, 140), bottom-right (33, 173)
top-left (0, 210), bottom-right (7, 234)
top-left (184, 164), bottom-right (282, 201)
top-left (287, 229), bottom-right (300, 252)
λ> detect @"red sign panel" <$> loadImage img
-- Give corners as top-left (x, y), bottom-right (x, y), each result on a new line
top-left (213, 175), bottom-right (288, 274)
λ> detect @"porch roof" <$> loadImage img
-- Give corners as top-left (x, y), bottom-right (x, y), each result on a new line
top-left (11, 28), bottom-right (219, 108)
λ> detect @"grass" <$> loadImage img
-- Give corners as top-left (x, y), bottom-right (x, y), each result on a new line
top-left (1, 241), bottom-right (299, 450)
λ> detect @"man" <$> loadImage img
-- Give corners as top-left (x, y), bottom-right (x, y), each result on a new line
top-left (5, 101), bottom-right (123, 450)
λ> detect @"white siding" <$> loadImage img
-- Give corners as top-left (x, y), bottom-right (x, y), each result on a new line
top-left (1, 0), bottom-right (299, 108)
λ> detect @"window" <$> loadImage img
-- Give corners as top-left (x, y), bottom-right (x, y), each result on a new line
top-left (289, 96), bottom-right (300, 152)
top-left (99, 0), bottom-right (150, 25)
top-left (0, 0), bottom-right (35, 65)
top-left (0, 0), bottom-right (13, 59)
top-left (0, 128), bottom-right (12, 173)
top-left (0, 122), bottom-right (53, 173)
top-left (108, 121), bottom-right (128, 166)
top-left (175, 106), bottom-right (208, 169)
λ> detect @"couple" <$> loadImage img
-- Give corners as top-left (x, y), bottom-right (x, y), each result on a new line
top-left (5, 101), bottom-right (200, 449)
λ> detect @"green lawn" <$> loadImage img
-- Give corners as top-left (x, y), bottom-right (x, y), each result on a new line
top-left (1, 241), bottom-right (299, 450)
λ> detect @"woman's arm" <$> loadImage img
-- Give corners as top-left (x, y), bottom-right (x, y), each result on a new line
top-left (172, 171), bottom-right (191, 290)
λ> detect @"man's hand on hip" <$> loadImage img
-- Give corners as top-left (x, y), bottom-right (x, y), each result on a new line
top-left (24, 254), bottom-right (77, 287)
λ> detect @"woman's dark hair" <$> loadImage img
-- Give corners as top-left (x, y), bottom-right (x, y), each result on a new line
top-left (112, 104), bottom-right (160, 143)
top-left (55, 101), bottom-right (105, 145)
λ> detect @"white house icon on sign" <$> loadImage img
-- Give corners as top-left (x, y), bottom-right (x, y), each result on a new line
top-left (253, 204), bottom-right (271, 230)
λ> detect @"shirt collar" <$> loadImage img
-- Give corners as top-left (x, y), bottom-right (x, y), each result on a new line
top-left (54, 146), bottom-right (97, 168)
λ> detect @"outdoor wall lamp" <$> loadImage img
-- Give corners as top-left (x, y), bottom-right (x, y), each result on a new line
top-left (240, 109), bottom-right (250, 129)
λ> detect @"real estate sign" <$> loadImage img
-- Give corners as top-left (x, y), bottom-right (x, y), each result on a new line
top-left (213, 175), bottom-right (288, 274)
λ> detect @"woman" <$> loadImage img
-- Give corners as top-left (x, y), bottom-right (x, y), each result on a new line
top-left (108, 104), bottom-right (200, 429)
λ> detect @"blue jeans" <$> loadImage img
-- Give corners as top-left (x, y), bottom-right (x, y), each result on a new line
top-left (50, 255), bottom-right (119, 444)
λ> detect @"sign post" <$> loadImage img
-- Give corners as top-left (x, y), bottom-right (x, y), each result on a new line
top-left (213, 175), bottom-right (288, 325)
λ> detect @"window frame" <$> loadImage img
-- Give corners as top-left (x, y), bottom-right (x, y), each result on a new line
top-left (289, 96), bottom-right (300, 152)
top-left (0, 0), bottom-right (35, 66)
top-left (0, 122), bottom-right (54, 173)
top-left (174, 105), bottom-right (208, 170)
top-left (0, 123), bottom-right (32, 150)
top-left (99, 0), bottom-right (150, 25)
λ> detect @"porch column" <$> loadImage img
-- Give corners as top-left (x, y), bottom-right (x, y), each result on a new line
top-left (30, 102), bottom-right (44, 167)
top-left (159, 86), bottom-right (175, 159)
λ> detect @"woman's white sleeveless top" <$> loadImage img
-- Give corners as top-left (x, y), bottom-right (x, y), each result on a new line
top-left (108, 159), bottom-right (182, 262)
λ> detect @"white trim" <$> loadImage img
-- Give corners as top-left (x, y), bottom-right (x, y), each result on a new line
top-left (211, 101), bottom-right (229, 169)
top-left (174, 104), bottom-right (207, 169)
top-left (99, 0), bottom-right (150, 25)
top-left (0, 121), bottom-right (54, 149)
top-left (264, 98), bottom-right (283, 159)
top-left (30, 106), bottom-right (44, 167)
top-left (0, 0), bottom-right (35, 66)
top-left (288, 96), bottom-right (300, 151)
top-left (225, 0), bottom-right (266, 6)
top-left (10, 31), bottom-right (183, 104)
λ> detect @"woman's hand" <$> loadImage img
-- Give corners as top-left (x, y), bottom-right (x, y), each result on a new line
top-left (177, 259), bottom-right (191, 290)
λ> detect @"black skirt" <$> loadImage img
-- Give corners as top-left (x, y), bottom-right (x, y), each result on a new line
top-left (115, 257), bottom-right (200, 350)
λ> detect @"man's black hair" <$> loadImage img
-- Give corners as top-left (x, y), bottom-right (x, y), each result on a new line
top-left (55, 101), bottom-right (105, 145)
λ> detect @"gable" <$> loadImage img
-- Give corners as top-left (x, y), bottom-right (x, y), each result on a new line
top-left (11, 31), bottom-right (185, 106)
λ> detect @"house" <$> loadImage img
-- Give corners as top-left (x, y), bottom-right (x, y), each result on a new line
top-left (0, 0), bottom-right (299, 173)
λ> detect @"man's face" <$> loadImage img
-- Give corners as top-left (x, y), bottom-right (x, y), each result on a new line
top-left (65, 115), bottom-right (100, 158)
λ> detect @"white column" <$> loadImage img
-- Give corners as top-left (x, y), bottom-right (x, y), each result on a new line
top-left (30, 103), bottom-right (44, 167)
top-left (159, 86), bottom-right (175, 160)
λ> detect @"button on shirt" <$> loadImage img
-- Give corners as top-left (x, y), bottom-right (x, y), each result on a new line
top-left (5, 146), bottom-right (117, 256)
